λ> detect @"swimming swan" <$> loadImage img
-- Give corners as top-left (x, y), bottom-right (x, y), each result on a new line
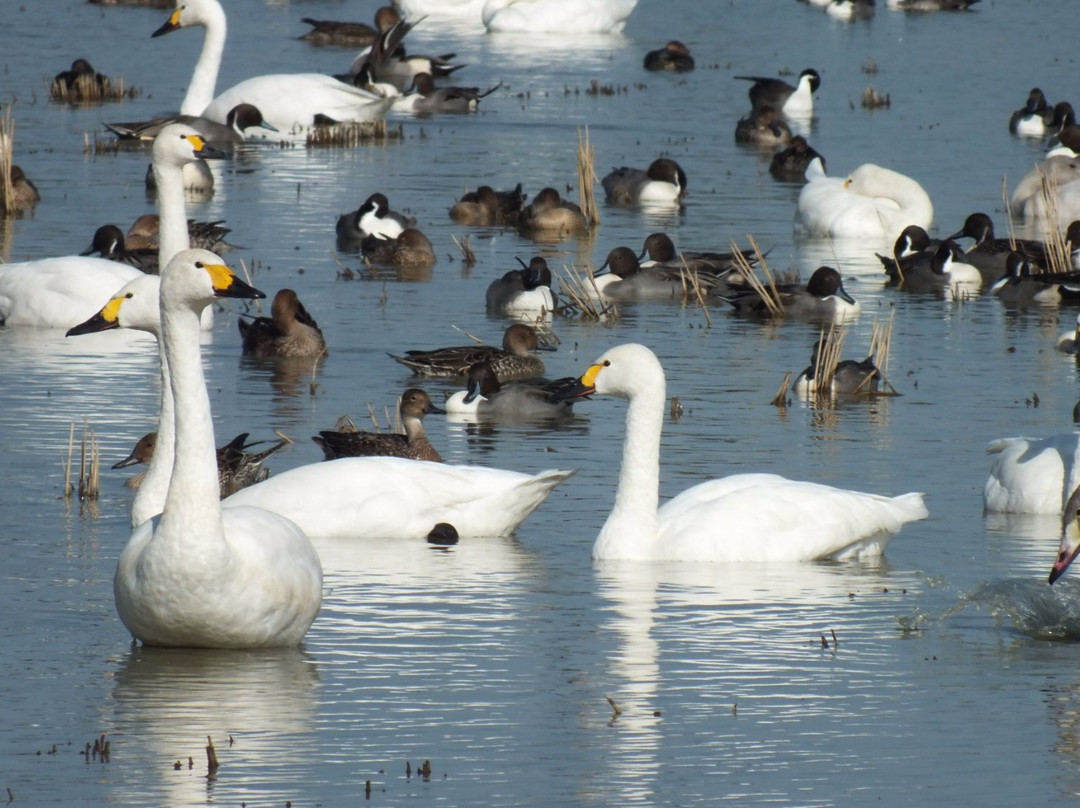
top-left (553, 344), bottom-right (928, 561)
top-left (114, 249), bottom-right (322, 647)
top-left (482, 0), bottom-right (639, 33)
top-left (984, 433), bottom-right (1080, 514)
top-left (796, 158), bottom-right (934, 241)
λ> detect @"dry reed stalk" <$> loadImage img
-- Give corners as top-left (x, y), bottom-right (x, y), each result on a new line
top-left (554, 262), bottom-right (618, 320)
top-left (64, 422), bottom-right (76, 500)
top-left (305, 119), bottom-right (399, 147)
top-left (451, 234), bottom-right (476, 267)
top-left (771, 371), bottom-right (792, 408)
top-left (868, 311), bottom-right (900, 395)
top-left (679, 254), bottom-right (711, 326)
top-left (237, 259), bottom-right (262, 313)
top-left (0, 107), bottom-right (13, 215)
top-left (730, 236), bottom-right (784, 317)
top-left (577, 127), bottom-right (600, 229)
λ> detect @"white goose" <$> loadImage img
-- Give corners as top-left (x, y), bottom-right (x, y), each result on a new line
top-left (984, 433), bottom-right (1080, 514)
top-left (796, 158), bottom-right (934, 242)
top-left (554, 344), bottom-right (927, 562)
top-left (155, 0), bottom-right (391, 132)
top-left (114, 249), bottom-right (322, 648)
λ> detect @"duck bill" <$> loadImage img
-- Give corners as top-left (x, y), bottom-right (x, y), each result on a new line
top-left (151, 8), bottom-right (182, 38)
top-left (112, 451), bottom-right (142, 470)
top-left (424, 400), bottom-right (446, 415)
top-left (837, 282), bottom-right (857, 306)
top-left (945, 228), bottom-right (965, 241)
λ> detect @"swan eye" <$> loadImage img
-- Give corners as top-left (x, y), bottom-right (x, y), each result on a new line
top-left (125, 293), bottom-right (134, 299)
top-left (195, 261), bottom-right (205, 268)
top-left (603, 360), bottom-right (611, 367)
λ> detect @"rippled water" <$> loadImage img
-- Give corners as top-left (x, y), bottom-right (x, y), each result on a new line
top-left (4, 0), bottom-right (1080, 804)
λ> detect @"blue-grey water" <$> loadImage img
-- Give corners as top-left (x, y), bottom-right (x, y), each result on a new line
top-left (4, 0), bottom-right (1080, 804)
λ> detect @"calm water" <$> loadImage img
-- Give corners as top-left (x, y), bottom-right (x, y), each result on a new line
top-left (4, 0), bottom-right (1080, 804)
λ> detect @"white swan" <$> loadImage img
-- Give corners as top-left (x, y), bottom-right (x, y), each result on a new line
top-left (984, 433), bottom-right (1080, 514)
top-left (223, 457), bottom-right (575, 539)
top-left (395, 0), bottom-right (488, 21)
top-left (1009, 155), bottom-right (1080, 232)
top-left (555, 344), bottom-right (928, 561)
top-left (155, 0), bottom-right (391, 132)
top-left (114, 249), bottom-right (322, 648)
top-left (0, 257), bottom-right (142, 328)
top-left (796, 158), bottom-right (934, 241)
top-left (482, 0), bottom-right (639, 33)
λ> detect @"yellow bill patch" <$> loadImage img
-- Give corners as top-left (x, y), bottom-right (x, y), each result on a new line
top-left (184, 134), bottom-right (207, 152)
top-left (100, 293), bottom-right (129, 324)
top-left (201, 262), bottom-right (237, 292)
top-left (166, 8), bottom-right (182, 27)
top-left (581, 361), bottom-right (606, 387)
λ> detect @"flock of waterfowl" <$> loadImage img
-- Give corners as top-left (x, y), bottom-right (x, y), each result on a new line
top-left (8, 0), bottom-right (1080, 651)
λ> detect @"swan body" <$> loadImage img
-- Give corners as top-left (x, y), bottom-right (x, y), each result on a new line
top-left (481, 0), bottom-right (638, 33)
top-left (985, 433), bottom-right (1080, 514)
top-left (115, 249), bottom-right (322, 648)
top-left (0, 257), bottom-right (142, 328)
top-left (555, 344), bottom-right (927, 561)
top-left (395, 0), bottom-right (487, 19)
top-left (1010, 155), bottom-right (1080, 231)
top-left (796, 158), bottom-right (933, 241)
top-left (224, 456), bottom-right (574, 539)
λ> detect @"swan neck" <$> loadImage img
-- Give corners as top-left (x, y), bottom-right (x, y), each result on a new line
top-left (180, 11), bottom-right (225, 116)
top-left (131, 336), bottom-right (173, 527)
top-left (154, 159), bottom-right (191, 269)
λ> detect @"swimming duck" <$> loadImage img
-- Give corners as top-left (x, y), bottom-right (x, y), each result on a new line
top-left (444, 362), bottom-right (578, 420)
top-left (518, 187), bottom-right (590, 240)
top-left (601, 158), bottom-right (686, 207)
top-left (351, 18), bottom-right (465, 92)
top-left (637, 232), bottom-right (754, 280)
top-left (947, 212), bottom-right (1050, 283)
top-left (722, 265), bottom-right (861, 322)
top-left (878, 224), bottom-right (941, 285)
top-left (391, 323), bottom-right (552, 380)
top-left (113, 430), bottom-right (287, 497)
top-left (990, 252), bottom-right (1080, 307)
top-left (734, 106), bottom-right (792, 147)
top-left (769, 135), bottom-right (825, 182)
top-left (81, 225), bottom-right (159, 273)
top-left (793, 342), bottom-right (881, 398)
top-left (486, 257), bottom-right (558, 318)
top-left (153, 0), bottom-right (391, 131)
top-left (1057, 313), bottom-right (1080, 354)
top-left (449, 183), bottom-right (526, 225)
top-left (104, 103), bottom-right (276, 149)
top-left (930, 240), bottom-right (983, 298)
top-left (643, 41), bottom-right (694, 73)
top-left (985, 432), bottom-right (1080, 514)
top-left (51, 58), bottom-right (110, 99)
top-left (1009, 88), bottom-right (1053, 136)
top-left (238, 288), bottom-right (328, 359)
top-left (481, 0), bottom-right (639, 33)
top-left (392, 72), bottom-right (500, 114)
top-left (361, 228), bottom-right (437, 268)
top-left (825, 0), bottom-right (875, 19)
top-left (885, 0), bottom-right (980, 10)
top-left (735, 68), bottom-right (821, 118)
top-left (796, 158), bottom-right (933, 241)
top-left (300, 6), bottom-right (398, 46)
top-left (124, 214), bottom-right (233, 255)
top-left (111, 249), bottom-right (322, 648)
top-left (313, 388), bottom-right (444, 461)
top-left (336, 192), bottom-right (414, 246)
top-left (8, 165), bottom-right (40, 213)
top-left (591, 247), bottom-right (723, 301)
top-left (550, 344), bottom-right (926, 561)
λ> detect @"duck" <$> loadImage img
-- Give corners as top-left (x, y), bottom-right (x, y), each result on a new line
top-left (796, 158), bottom-right (933, 241)
top-left (1009, 88), bottom-right (1053, 136)
top-left (361, 228), bottom-right (437, 268)
top-left (601, 158), bottom-right (686, 207)
top-left (238, 288), bottom-right (328, 359)
top-left (637, 232), bottom-right (755, 279)
top-left (985, 433), bottom-right (1080, 514)
top-left (517, 187), bottom-right (589, 240)
top-left (1057, 313), bottom-right (1080, 354)
top-left (734, 68), bottom-right (821, 118)
top-left (444, 362), bottom-right (578, 420)
top-left (885, 0), bottom-right (980, 10)
top-left (825, 0), bottom-right (875, 19)
top-left (391, 323), bottom-right (552, 380)
top-left (81, 225), bottom-right (159, 273)
top-left (793, 342), bottom-right (881, 398)
top-left (486, 257), bottom-right (558, 318)
top-left (1050, 486), bottom-right (1080, 583)
top-left (734, 106), bottom-right (792, 147)
top-left (882, 237), bottom-right (975, 295)
top-left (313, 388), bottom-right (444, 461)
top-left (643, 41), bottom-right (694, 73)
top-left (153, 0), bottom-right (391, 131)
top-left (930, 240), bottom-right (983, 298)
top-left (299, 6), bottom-right (399, 46)
top-left (113, 430), bottom-right (287, 497)
top-left (878, 224), bottom-right (941, 284)
top-left (591, 247), bottom-right (723, 301)
top-left (111, 249), bottom-right (322, 648)
top-left (990, 252), bottom-right (1080, 307)
top-left (449, 183), bottom-right (526, 226)
top-left (51, 58), bottom-right (110, 98)
top-left (392, 72), bottom-right (501, 114)
top-left (104, 103), bottom-right (276, 149)
top-left (9, 165), bottom-right (40, 213)
top-left (549, 343), bottom-right (926, 561)
top-left (722, 265), bottom-right (861, 323)
top-left (769, 135), bottom-right (825, 182)
top-left (481, 0), bottom-right (639, 33)
top-left (336, 192), bottom-right (414, 246)
top-left (124, 214), bottom-right (234, 254)
top-left (947, 212), bottom-right (1050, 284)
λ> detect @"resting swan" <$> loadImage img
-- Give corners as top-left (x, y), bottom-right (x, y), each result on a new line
top-left (796, 158), bottom-right (934, 242)
top-left (984, 433), bottom-right (1080, 514)
top-left (154, 0), bottom-right (390, 132)
top-left (553, 344), bottom-right (928, 561)
top-left (113, 249), bottom-right (322, 648)
top-left (482, 0), bottom-right (639, 33)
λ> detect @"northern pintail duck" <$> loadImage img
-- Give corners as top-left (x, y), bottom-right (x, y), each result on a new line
top-left (990, 252), bottom-right (1080, 307)
top-left (722, 265), bottom-right (861, 322)
top-left (481, 0), bottom-right (640, 34)
top-left (885, 0), bottom-right (980, 10)
top-left (124, 214), bottom-right (233, 254)
top-left (793, 342), bottom-right (881, 398)
top-left (238, 288), bottom-right (328, 359)
top-left (114, 430), bottom-right (287, 497)
top-left (444, 362), bottom-right (578, 420)
top-left (299, 6), bottom-right (398, 46)
top-left (549, 343), bottom-right (926, 561)
top-left (518, 187), bottom-right (589, 240)
top-left (486, 257), bottom-right (558, 318)
top-left (734, 106), bottom-right (792, 147)
top-left (353, 18), bottom-right (465, 93)
top-left (796, 158), bottom-right (933, 241)
top-left (637, 232), bottom-right (756, 280)
top-left (643, 41), bottom-right (695, 73)
top-left (1048, 103), bottom-right (1080, 154)
top-left (313, 388), bottom-right (444, 461)
top-left (883, 237), bottom-right (976, 294)
top-left (825, 0), bottom-right (875, 19)
top-left (592, 246), bottom-right (724, 301)
top-left (450, 183), bottom-right (526, 226)
top-left (948, 212), bottom-right (1050, 284)
top-left (9, 166), bottom-right (40, 213)
top-left (336, 192), bottom-right (414, 246)
top-left (879, 225), bottom-right (942, 286)
top-left (393, 72), bottom-right (500, 115)
top-left (361, 228), bottom-right (437, 267)
top-left (1009, 88), bottom-right (1053, 136)
top-left (601, 158), bottom-right (686, 207)
top-left (769, 135), bottom-right (825, 182)
top-left (391, 323), bottom-right (553, 380)
top-left (104, 103), bottom-right (276, 149)
top-left (1057, 313), bottom-right (1080, 354)
top-left (51, 59), bottom-right (110, 97)
top-left (735, 68), bottom-right (821, 117)
top-left (81, 224), bottom-right (159, 273)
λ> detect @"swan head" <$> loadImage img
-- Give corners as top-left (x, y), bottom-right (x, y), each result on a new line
top-left (161, 249), bottom-right (265, 310)
top-left (66, 274), bottom-right (163, 337)
top-left (153, 124), bottom-right (226, 169)
top-left (152, 0), bottom-right (224, 37)
top-left (553, 343), bottom-right (664, 402)
top-left (1050, 485), bottom-right (1080, 583)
